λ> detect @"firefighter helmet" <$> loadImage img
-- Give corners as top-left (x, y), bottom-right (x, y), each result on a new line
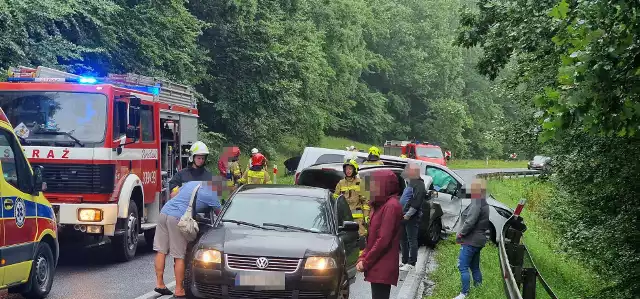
top-left (343, 155), bottom-right (359, 177)
top-left (368, 146), bottom-right (381, 157)
top-left (189, 141), bottom-right (210, 162)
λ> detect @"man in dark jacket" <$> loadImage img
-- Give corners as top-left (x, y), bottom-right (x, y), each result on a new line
top-left (399, 162), bottom-right (426, 271)
top-left (356, 169), bottom-right (403, 299)
top-left (168, 141), bottom-right (213, 194)
top-left (454, 179), bottom-right (490, 299)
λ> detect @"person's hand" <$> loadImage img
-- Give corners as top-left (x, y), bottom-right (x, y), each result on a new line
top-left (403, 215), bottom-right (410, 221)
top-left (356, 261), bottom-right (364, 272)
top-left (456, 233), bottom-right (463, 244)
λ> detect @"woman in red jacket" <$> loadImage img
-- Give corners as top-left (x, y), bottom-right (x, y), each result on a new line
top-left (356, 169), bottom-right (403, 299)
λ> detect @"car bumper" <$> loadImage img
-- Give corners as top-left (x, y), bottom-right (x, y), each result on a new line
top-left (189, 263), bottom-right (342, 299)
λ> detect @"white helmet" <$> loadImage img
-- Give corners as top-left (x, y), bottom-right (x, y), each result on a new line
top-left (189, 141), bottom-right (210, 162)
top-left (251, 148), bottom-right (259, 154)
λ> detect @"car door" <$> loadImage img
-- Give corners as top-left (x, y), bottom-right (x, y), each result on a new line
top-left (334, 193), bottom-right (358, 281)
top-left (0, 128), bottom-right (38, 286)
top-left (426, 166), bottom-right (463, 232)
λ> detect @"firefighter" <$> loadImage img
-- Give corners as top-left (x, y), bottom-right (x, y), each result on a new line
top-left (168, 141), bottom-right (213, 197)
top-left (334, 156), bottom-right (369, 255)
top-left (238, 153), bottom-right (272, 185)
top-left (362, 146), bottom-right (384, 165)
top-left (218, 146), bottom-right (242, 193)
top-left (400, 153), bottom-right (408, 158)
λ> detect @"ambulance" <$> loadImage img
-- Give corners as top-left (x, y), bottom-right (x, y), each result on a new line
top-left (0, 108), bottom-right (58, 298)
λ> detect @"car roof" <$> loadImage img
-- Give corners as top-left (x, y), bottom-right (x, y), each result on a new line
top-left (236, 184), bottom-right (329, 198)
top-left (304, 163), bottom-right (405, 172)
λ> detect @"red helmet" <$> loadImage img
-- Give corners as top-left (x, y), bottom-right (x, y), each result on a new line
top-left (251, 153), bottom-right (266, 167)
top-left (231, 146), bottom-right (241, 157)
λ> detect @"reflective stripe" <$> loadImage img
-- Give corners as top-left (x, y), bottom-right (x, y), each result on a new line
top-left (352, 213), bottom-right (364, 218)
top-left (340, 185), bottom-right (360, 192)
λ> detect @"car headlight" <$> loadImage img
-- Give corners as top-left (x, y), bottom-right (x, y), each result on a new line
top-left (304, 257), bottom-right (337, 270)
top-left (77, 208), bottom-right (103, 222)
top-left (194, 249), bottom-right (222, 263)
top-left (494, 207), bottom-right (512, 219)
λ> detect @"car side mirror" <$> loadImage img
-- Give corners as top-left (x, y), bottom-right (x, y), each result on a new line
top-left (339, 221), bottom-right (359, 233)
top-left (195, 213), bottom-right (213, 225)
top-left (32, 165), bottom-right (46, 194)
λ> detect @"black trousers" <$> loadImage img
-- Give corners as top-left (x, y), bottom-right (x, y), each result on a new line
top-left (371, 283), bottom-right (391, 299)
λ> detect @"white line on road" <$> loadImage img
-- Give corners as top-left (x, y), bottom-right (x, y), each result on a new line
top-left (133, 281), bottom-right (176, 299)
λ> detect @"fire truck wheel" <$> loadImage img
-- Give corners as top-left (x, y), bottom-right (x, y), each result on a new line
top-left (19, 242), bottom-right (55, 299)
top-left (113, 200), bottom-right (139, 262)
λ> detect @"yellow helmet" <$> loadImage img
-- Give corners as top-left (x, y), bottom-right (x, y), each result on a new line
top-left (368, 146), bottom-right (381, 157)
top-left (343, 155), bottom-right (359, 177)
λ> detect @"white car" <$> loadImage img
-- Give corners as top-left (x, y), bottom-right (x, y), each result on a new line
top-left (292, 147), bottom-right (514, 243)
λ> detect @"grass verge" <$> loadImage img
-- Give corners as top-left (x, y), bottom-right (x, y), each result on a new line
top-left (448, 159), bottom-right (528, 169)
top-left (425, 237), bottom-right (503, 299)
top-left (487, 177), bottom-right (604, 298)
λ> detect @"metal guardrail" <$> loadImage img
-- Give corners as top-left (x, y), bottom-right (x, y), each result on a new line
top-left (476, 170), bottom-right (557, 299)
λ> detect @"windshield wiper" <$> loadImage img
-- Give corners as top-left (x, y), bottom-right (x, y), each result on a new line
top-left (262, 223), bottom-right (319, 233)
top-left (35, 131), bottom-right (84, 147)
top-left (222, 219), bottom-right (272, 230)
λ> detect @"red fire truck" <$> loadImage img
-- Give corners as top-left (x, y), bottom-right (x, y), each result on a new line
top-left (383, 140), bottom-right (447, 166)
top-left (0, 66), bottom-right (199, 261)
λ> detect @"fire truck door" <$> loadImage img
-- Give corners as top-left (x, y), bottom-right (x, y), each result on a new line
top-left (138, 105), bottom-right (159, 204)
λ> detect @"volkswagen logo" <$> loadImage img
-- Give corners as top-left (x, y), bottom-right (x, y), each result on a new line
top-left (256, 257), bottom-right (269, 269)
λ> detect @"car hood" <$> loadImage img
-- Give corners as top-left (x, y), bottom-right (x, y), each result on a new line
top-left (199, 225), bottom-right (338, 258)
top-left (417, 157), bottom-right (446, 165)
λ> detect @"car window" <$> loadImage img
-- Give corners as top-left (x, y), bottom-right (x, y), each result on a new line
top-left (297, 169), bottom-right (344, 192)
top-left (0, 129), bottom-right (31, 193)
top-left (223, 193), bottom-right (331, 233)
top-left (416, 147), bottom-right (443, 158)
top-left (426, 167), bottom-right (458, 195)
top-left (532, 156), bottom-right (548, 163)
top-left (315, 154), bottom-right (345, 165)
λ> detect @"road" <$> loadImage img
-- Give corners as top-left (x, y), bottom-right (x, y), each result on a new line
top-left (1, 168), bottom-right (528, 299)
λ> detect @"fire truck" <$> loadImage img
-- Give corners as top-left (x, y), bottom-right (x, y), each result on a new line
top-left (383, 140), bottom-right (448, 166)
top-left (0, 66), bottom-right (199, 261)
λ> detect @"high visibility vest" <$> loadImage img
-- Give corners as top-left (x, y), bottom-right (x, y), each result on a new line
top-left (239, 169), bottom-right (271, 185)
top-left (362, 160), bottom-right (384, 165)
top-left (334, 178), bottom-right (369, 220)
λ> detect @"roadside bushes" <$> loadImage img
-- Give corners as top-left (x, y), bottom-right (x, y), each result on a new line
top-left (547, 132), bottom-right (640, 298)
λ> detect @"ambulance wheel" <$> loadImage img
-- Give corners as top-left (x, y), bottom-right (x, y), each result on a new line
top-left (20, 242), bottom-right (55, 299)
top-left (113, 200), bottom-right (139, 262)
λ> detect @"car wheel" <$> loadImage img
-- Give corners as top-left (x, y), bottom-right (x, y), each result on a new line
top-left (426, 220), bottom-right (442, 248)
top-left (21, 242), bottom-right (56, 299)
top-left (112, 200), bottom-right (139, 262)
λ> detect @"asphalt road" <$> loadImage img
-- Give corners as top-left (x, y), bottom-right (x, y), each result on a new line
top-left (0, 168), bottom-right (529, 299)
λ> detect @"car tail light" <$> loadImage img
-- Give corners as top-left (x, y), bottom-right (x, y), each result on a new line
top-left (295, 172), bottom-right (300, 184)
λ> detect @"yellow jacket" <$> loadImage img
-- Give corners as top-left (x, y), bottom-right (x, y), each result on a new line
top-left (362, 160), bottom-right (384, 165)
top-left (333, 177), bottom-right (370, 218)
top-left (238, 169), bottom-right (272, 184)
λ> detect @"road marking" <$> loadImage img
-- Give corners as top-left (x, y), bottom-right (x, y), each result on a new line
top-left (132, 281), bottom-right (176, 299)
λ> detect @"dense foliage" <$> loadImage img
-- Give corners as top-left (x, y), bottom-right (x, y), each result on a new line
top-left (458, 0), bottom-right (639, 297)
top-left (0, 0), bottom-right (522, 159)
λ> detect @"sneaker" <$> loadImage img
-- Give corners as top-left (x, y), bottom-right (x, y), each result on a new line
top-left (453, 293), bottom-right (467, 299)
top-left (399, 264), bottom-right (414, 271)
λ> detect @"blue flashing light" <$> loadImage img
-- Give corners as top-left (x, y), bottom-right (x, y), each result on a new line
top-left (79, 77), bottom-right (97, 84)
top-left (123, 85), bottom-right (161, 96)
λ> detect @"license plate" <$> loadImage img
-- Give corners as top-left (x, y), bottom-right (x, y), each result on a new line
top-left (235, 272), bottom-right (285, 290)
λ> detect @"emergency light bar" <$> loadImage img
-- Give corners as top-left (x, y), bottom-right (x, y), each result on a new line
top-left (7, 77), bottom-right (98, 83)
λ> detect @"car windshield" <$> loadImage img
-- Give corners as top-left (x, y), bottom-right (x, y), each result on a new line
top-left (416, 147), bottom-right (443, 158)
top-left (533, 156), bottom-right (548, 163)
top-left (222, 193), bottom-right (332, 234)
top-left (0, 91), bottom-right (107, 145)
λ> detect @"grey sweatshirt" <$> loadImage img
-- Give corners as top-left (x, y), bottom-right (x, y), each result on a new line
top-left (458, 197), bottom-right (490, 247)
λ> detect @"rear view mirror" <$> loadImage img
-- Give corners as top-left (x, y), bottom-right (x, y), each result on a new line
top-left (32, 165), bottom-right (46, 194)
top-left (339, 221), bottom-right (359, 232)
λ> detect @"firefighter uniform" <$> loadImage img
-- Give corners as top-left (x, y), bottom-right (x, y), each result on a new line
top-left (238, 153), bottom-right (272, 185)
top-left (334, 177), bottom-right (369, 236)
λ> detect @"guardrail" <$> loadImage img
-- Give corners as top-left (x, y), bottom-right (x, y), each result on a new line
top-left (498, 200), bottom-right (558, 299)
top-left (477, 170), bottom-right (542, 179)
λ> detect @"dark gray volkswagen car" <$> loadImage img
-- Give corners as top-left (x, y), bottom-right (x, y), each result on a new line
top-left (184, 185), bottom-right (360, 299)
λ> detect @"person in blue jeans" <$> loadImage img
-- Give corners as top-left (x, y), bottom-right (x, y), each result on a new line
top-left (153, 179), bottom-right (223, 299)
top-left (454, 179), bottom-right (490, 299)
top-left (399, 162), bottom-right (426, 271)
